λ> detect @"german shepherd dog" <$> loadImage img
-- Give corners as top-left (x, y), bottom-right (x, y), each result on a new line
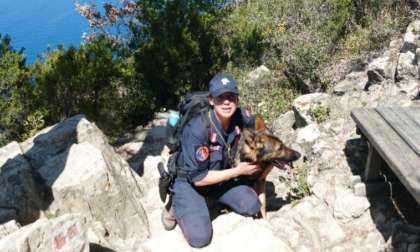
top-left (234, 114), bottom-right (301, 220)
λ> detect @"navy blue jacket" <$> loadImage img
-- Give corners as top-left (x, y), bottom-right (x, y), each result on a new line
top-left (177, 108), bottom-right (255, 183)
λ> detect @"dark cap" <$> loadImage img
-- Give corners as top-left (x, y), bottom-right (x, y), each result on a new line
top-left (209, 74), bottom-right (239, 97)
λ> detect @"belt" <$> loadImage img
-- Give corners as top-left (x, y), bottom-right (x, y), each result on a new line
top-left (176, 169), bottom-right (188, 179)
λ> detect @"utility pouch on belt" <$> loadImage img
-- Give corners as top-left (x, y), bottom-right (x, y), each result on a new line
top-left (157, 162), bottom-right (172, 203)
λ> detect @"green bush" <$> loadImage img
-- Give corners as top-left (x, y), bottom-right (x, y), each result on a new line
top-left (33, 35), bottom-right (131, 136)
top-left (0, 33), bottom-right (35, 144)
top-left (21, 109), bottom-right (48, 141)
top-left (223, 67), bottom-right (298, 122)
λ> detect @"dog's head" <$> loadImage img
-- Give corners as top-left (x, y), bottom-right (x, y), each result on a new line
top-left (240, 114), bottom-right (301, 173)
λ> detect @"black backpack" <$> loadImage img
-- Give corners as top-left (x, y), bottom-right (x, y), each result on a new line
top-left (165, 91), bottom-right (212, 154)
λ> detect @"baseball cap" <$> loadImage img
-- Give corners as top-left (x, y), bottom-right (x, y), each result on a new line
top-left (209, 74), bottom-right (239, 97)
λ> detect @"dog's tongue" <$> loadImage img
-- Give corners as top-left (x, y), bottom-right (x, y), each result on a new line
top-left (278, 160), bottom-right (293, 174)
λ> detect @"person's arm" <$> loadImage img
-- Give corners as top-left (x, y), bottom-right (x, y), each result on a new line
top-left (194, 162), bottom-right (260, 187)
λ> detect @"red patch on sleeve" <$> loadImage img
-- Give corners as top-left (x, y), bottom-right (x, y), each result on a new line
top-left (195, 146), bottom-right (209, 161)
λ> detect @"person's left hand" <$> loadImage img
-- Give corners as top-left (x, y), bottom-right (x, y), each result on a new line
top-left (258, 165), bottom-right (273, 180)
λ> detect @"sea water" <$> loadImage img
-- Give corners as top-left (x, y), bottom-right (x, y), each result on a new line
top-left (0, 0), bottom-right (117, 65)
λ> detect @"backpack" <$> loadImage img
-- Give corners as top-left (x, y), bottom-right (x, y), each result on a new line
top-left (165, 91), bottom-right (211, 154)
top-left (158, 91), bottom-right (244, 202)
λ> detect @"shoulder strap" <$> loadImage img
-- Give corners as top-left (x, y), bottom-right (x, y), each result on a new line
top-left (199, 107), bottom-right (211, 143)
top-left (236, 108), bottom-right (245, 129)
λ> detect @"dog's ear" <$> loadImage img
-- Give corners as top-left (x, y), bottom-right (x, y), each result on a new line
top-left (254, 114), bottom-right (267, 133)
top-left (243, 128), bottom-right (257, 147)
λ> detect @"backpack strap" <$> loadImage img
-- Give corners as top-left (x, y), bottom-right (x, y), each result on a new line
top-left (199, 107), bottom-right (211, 143)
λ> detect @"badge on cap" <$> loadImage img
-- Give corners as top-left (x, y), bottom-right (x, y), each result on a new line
top-left (196, 146), bottom-right (209, 162)
top-left (221, 78), bottom-right (230, 85)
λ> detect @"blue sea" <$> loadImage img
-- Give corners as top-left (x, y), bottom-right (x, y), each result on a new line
top-left (0, 0), bottom-right (119, 65)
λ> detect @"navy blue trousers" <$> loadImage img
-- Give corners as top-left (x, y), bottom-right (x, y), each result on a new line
top-left (172, 178), bottom-right (261, 248)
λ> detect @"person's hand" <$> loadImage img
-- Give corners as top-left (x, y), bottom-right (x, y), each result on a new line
top-left (236, 162), bottom-right (261, 176)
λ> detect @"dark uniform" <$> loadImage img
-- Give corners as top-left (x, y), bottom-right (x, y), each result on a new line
top-left (172, 108), bottom-right (261, 248)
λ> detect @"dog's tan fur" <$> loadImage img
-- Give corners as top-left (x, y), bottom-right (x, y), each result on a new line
top-left (234, 114), bottom-right (301, 220)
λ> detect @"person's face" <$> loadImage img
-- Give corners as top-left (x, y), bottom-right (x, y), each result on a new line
top-left (208, 92), bottom-right (239, 120)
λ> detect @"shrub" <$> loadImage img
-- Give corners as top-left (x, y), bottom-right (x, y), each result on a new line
top-left (223, 66), bottom-right (299, 123)
top-left (286, 162), bottom-right (310, 200)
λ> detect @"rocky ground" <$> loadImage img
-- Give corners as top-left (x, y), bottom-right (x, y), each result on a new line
top-left (112, 21), bottom-right (420, 252)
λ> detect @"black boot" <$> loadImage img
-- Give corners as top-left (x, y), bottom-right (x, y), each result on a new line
top-left (161, 197), bottom-right (176, 231)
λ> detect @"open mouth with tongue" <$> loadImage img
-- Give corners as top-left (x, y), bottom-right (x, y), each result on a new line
top-left (272, 159), bottom-right (294, 174)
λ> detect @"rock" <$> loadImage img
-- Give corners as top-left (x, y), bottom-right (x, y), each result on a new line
top-left (272, 110), bottom-right (296, 143)
top-left (397, 20), bottom-right (420, 82)
top-left (20, 115), bottom-right (108, 171)
top-left (367, 55), bottom-right (397, 84)
top-left (0, 115), bottom-right (151, 250)
top-left (0, 141), bottom-right (22, 159)
top-left (397, 50), bottom-right (420, 82)
top-left (295, 124), bottom-right (321, 145)
top-left (312, 181), bottom-right (331, 201)
top-left (331, 188), bottom-right (370, 223)
top-left (0, 220), bottom-right (21, 239)
top-left (353, 62), bottom-right (368, 72)
top-left (0, 214), bottom-right (88, 252)
top-left (246, 65), bottom-right (271, 85)
top-left (291, 196), bottom-right (346, 246)
top-left (333, 77), bottom-right (367, 96)
top-left (0, 153), bottom-right (45, 226)
top-left (216, 216), bottom-right (292, 252)
top-left (312, 139), bottom-right (344, 171)
top-left (329, 95), bottom-right (364, 118)
top-left (401, 20), bottom-right (420, 54)
top-left (37, 141), bottom-right (150, 240)
top-left (292, 93), bottom-right (330, 128)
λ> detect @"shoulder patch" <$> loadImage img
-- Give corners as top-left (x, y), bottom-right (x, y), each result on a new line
top-left (245, 110), bottom-right (251, 118)
top-left (210, 145), bottom-right (223, 152)
top-left (211, 133), bottom-right (218, 143)
top-left (235, 126), bottom-right (241, 135)
top-left (195, 146), bottom-right (209, 162)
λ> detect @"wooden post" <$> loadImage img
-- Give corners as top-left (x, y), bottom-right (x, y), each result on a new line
top-left (364, 141), bottom-right (382, 182)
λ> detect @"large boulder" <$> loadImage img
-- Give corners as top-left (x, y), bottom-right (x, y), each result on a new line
top-left (0, 115), bottom-right (150, 250)
top-left (37, 141), bottom-right (149, 240)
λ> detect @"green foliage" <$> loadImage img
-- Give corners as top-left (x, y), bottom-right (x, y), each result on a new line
top-left (120, 57), bottom-right (156, 127)
top-left (218, 0), bottom-right (415, 92)
top-left (217, 5), bottom-right (266, 68)
top-left (286, 162), bottom-right (310, 200)
top-left (223, 66), bottom-right (299, 123)
top-left (238, 0), bottom-right (339, 87)
top-left (22, 109), bottom-right (48, 141)
top-left (133, 0), bottom-right (228, 109)
top-left (1, 0), bottom-right (418, 144)
top-left (0, 33), bottom-right (34, 144)
top-left (310, 101), bottom-right (330, 122)
top-left (33, 35), bottom-right (130, 135)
